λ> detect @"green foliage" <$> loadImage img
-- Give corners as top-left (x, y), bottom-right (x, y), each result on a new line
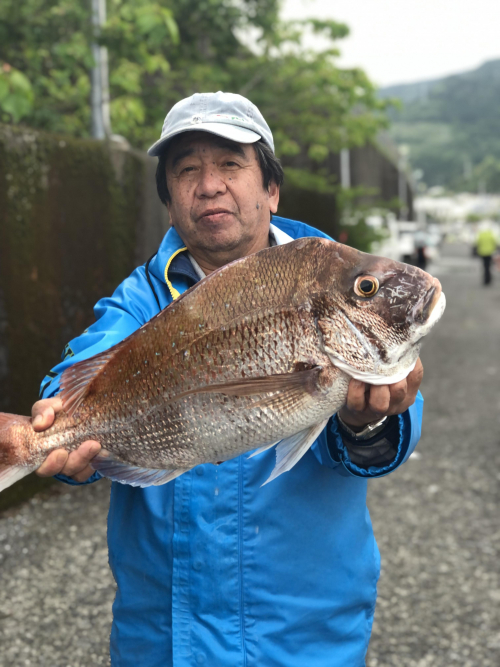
top-left (335, 187), bottom-right (390, 252)
top-left (0, 64), bottom-right (34, 122)
top-left (460, 155), bottom-right (500, 194)
top-left (283, 167), bottom-right (338, 195)
top-left (0, 0), bottom-right (389, 195)
top-left (0, 0), bottom-right (93, 135)
top-left (337, 217), bottom-right (385, 253)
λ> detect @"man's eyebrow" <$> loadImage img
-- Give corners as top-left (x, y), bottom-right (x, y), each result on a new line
top-left (171, 147), bottom-right (195, 170)
top-left (170, 138), bottom-right (248, 169)
top-left (213, 139), bottom-right (246, 158)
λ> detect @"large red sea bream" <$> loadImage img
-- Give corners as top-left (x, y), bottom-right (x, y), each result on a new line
top-left (0, 238), bottom-right (445, 490)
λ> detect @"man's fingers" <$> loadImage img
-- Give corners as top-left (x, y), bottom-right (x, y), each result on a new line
top-left (35, 441), bottom-right (101, 479)
top-left (366, 385), bottom-right (391, 416)
top-left (32, 408), bottom-right (54, 431)
top-left (339, 359), bottom-right (424, 428)
top-left (60, 441), bottom-right (101, 478)
top-left (394, 359), bottom-right (423, 412)
top-left (32, 398), bottom-right (63, 431)
top-left (345, 379), bottom-right (367, 412)
top-left (407, 358), bottom-right (424, 392)
top-left (36, 449), bottom-right (69, 477)
top-left (388, 378), bottom-right (407, 406)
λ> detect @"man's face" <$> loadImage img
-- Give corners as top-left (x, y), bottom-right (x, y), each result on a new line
top-left (165, 132), bottom-right (279, 267)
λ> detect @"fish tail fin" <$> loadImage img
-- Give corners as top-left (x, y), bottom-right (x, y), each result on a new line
top-left (0, 413), bottom-right (35, 493)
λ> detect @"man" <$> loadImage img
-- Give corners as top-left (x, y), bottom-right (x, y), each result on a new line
top-left (475, 224), bottom-right (498, 285)
top-left (33, 92), bottom-right (424, 666)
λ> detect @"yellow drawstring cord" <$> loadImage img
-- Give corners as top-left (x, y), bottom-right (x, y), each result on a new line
top-left (164, 247), bottom-right (187, 301)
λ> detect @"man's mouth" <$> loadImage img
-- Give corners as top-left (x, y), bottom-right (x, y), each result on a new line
top-left (197, 208), bottom-right (234, 222)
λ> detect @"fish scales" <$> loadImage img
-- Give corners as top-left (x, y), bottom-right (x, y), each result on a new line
top-left (0, 237), bottom-right (445, 489)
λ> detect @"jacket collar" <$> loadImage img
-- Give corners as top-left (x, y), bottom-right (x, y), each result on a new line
top-left (149, 221), bottom-right (295, 294)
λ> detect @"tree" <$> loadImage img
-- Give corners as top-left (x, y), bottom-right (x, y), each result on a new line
top-left (0, 0), bottom-right (389, 194)
top-left (462, 155), bottom-right (500, 194)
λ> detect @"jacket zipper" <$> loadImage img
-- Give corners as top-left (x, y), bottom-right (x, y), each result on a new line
top-left (238, 456), bottom-right (247, 666)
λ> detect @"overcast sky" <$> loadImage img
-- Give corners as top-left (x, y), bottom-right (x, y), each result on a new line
top-left (282, 0), bottom-right (500, 87)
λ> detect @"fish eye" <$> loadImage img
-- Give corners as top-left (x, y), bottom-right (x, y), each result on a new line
top-left (354, 275), bottom-right (379, 298)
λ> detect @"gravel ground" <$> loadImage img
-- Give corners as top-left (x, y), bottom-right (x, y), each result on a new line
top-left (367, 244), bottom-right (500, 666)
top-left (0, 243), bottom-right (498, 666)
top-left (0, 482), bottom-right (114, 666)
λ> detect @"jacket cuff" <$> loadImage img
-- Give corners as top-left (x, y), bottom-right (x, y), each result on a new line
top-left (54, 471), bottom-right (102, 486)
top-left (336, 414), bottom-right (400, 467)
top-left (327, 411), bottom-right (411, 478)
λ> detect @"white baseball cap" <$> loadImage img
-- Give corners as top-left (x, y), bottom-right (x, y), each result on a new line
top-left (147, 91), bottom-right (275, 156)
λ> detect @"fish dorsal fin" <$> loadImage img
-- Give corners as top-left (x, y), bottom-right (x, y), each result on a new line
top-left (90, 451), bottom-right (189, 487)
top-left (59, 341), bottom-right (127, 417)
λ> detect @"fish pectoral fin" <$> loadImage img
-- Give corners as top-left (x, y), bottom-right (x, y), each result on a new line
top-left (181, 366), bottom-right (323, 400)
top-left (0, 465), bottom-right (36, 493)
top-left (90, 451), bottom-right (189, 487)
top-left (262, 419), bottom-right (330, 486)
top-left (247, 440), bottom-right (280, 459)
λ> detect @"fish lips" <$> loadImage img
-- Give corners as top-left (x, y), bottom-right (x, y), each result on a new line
top-left (410, 278), bottom-right (443, 324)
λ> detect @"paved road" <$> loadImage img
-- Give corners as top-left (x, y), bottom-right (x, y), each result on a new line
top-left (0, 244), bottom-right (498, 666)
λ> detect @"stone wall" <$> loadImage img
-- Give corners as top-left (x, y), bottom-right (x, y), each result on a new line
top-left (0, 125), bottom-right (168, 418)
top-left (0, 125), bottom-right (169, 509)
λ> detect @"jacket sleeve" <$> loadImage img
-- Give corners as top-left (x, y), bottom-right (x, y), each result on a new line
top-left (311, 391), bottom-right (424, 478)
top-left (40, 265), bottom-right (162, 486)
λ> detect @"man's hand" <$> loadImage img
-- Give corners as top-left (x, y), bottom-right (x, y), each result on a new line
top-left (338, 358), bottom-right (424, 430)
top-left (33, 397), bottom-right (101, 482)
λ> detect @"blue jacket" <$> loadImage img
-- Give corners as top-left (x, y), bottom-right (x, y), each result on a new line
top-left (41, 217), bottom-right (423, 667)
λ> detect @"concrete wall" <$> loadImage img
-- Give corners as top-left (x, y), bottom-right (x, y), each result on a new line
top-left (278, 141), bottom-right (414, 238)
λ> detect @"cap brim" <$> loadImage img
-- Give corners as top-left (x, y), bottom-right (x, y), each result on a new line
top-left (147, 123), bottom-right (261, 157)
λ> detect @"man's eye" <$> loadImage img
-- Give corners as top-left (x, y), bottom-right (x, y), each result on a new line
top-left (224, 161), bottom-right (239, 167)
top-left (181, 166), bottom-right (195, 174)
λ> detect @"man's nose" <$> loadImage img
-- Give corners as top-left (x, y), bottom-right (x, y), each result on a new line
top-left (195, 166), bottom-right (227, 198)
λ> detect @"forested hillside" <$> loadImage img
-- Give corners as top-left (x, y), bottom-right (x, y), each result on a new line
top-left (381, 59), bottom-right (500, 192)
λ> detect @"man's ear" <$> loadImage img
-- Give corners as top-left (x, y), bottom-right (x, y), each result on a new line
top-left (165, 197), bottom-right (173, 222)
top-left (268, 182), bottom-right (280, 215)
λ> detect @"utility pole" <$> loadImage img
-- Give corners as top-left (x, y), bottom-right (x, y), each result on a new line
top-left (90, 0), bottom-right (111, 139)
top-left (398, 145), bottom-right (409, 220)
top-left (340, 148), bottom-right (351, 189)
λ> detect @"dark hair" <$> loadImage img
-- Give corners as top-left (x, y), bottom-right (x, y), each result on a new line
top-left (155, 137), bottom-right (284, 207)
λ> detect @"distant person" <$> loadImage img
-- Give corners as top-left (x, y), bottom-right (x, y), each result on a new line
top-left (414, 229), bottom-right (428, 271)
top-left (475, 225), bottom-right (498, 285)
top-left (416, 245), bottom-right (427, 271)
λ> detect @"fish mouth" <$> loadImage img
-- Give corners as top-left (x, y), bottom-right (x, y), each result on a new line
top-left (411, 277), bottom-right (443, 324)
